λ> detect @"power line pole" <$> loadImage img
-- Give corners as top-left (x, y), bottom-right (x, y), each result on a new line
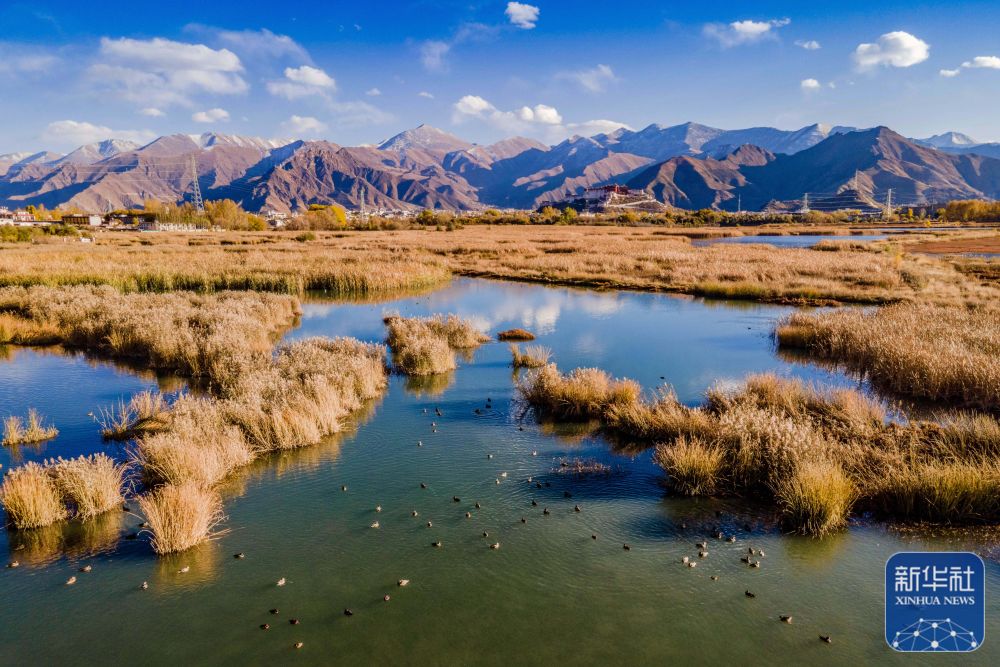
top-left (885, 188), bottom-right (893, 219)
top-left (189, 155), bottom-right (204, 213)
top-left (737, 194), bottom-right (742, 214)
top-left (801, 193), bottom-right (810, 213)
top-left (360, 185), bottom-right (368, 222)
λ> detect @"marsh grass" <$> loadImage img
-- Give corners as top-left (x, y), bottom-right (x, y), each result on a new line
top-left (384, 314), bottom-right (485, 376)
top-left (654, 437), bottom-right (724, 495)
top-left (2, 409), bottom-right (58, 447)
top-left (99, 391), bottom-right (171, 440)
top-left (137, 483), bottom-right (224, 554)
top-left (510, 343), bottom-right (551, 368)
top-left (521, 365), bottom-right (1000, 533)
top-left (774, 458), bottom-right (856, 535)
top-left (497, 328), bottom-right (535, 341)
top-left (50, 454), bottom-right (127, 519)
top-left (777, 303), bottom-right (1000, 409)
top-left (0, 462), bottom-right (67, 528)
top-left (517, 364), bottom-right (641, 421)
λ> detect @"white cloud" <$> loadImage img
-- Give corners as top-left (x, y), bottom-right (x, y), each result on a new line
top-left (795, 39), bottom-right (821, 50)
top-left (963, 55), bottom-right (1000, 70)
top-left (938, 55), bottom-right (1000, 78)
top-left (418, 91), bottom-right (435, 99)
top-left (328, 100), bottom-right (394, 127)
top-left (703, 18), bottom-right (790, 47)
top-left (420, 40), bottom-right (451, 72)
top-left (209, 27), bottom-right (310, 62)
top-left (281, 115), bottom-right (327, 136)
top-left (559, 64), bottom-right (617, 93)
top-left (800, 78), bottom-right (821, 91)
top-left (366, 87), bottom-right (382, 96)
top-left (266, 65), bottom-right (336, 100)
top-left (139, 107), bottom-right (165, 117)
top-left (505, 2), bottom-right (540, 30)
top-left (853, 31), bottom-right (929, 70)
top-left (42, 120), bottom-right (155, 146)
top-left (452, 94), bottom-right (628, 141)
top-left (0, 45), bottom-right (59, 76)
top-left (91, 37), bottom-right (248, 107)
top-left (191, 107), bottom-right (229, 123)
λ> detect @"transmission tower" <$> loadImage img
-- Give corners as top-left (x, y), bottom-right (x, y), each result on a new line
top-left (884, 188), bottom-right (893, 219)
top-left (801, 192), bottom-right (810, 213)
top-left (189, 155), bottom-right (204, 212)
top-left (360, 185), bottom-right (368, 222)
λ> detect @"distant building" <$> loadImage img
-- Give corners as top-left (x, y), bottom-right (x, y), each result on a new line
top-left (542, 184), bottom-right (665, 215)
top-left (138, 220), bottom-right (201, 232)
top-left (263, 209), bottom-right (289, 228)
top-left (0, 207), bottom-right (12, 225)
top-left (61, 214), bottom-right (103, 226)
top-left (12, 209), bottom-right (35, 223)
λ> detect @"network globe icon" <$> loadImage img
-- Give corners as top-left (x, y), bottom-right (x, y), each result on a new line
top-left (891, 618), bottom-right (978, 652)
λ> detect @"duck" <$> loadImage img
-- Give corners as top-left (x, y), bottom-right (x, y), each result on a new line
top-left (747, 547), bottom-right (754, 555)
top-left (427, 521), bottom-right (433, 528)
top-left (343, 609), bottom-right (354, 616)
top-left (178, 566), bottom-right (190, 574)
top-left (591, 534), bottom-right (597, 540)
top-left (482, 531), bottom-right (489, 538)
top-left (7, 561), bottom-right (20, 569)
top-left (727, 535), bottom-right (737, 543)
top-left (276, 578), bottom-right (287, 586)
top-left (452, 496), bottom-right (461, 503)
top-left (79, 565), bottom-right (92, 573)
top-left (750, 560), bottom-right (761, 568)
top-left (289, 619), bottom-right (300, 625)
top-left (383, 594), bottom-right (391, 602)
top-left (699, 550), bottom-right (708, 558)
top-left (495, 479), bottom-right (500, 485)
top-left (475, 502), bottom-right (481, 509)
top-left (710, 575), bottom-right (719, 581)
top-left (420, 483), bottom-right (427, 489)
top-left (519, 426), bottom-right (525, 431)
top-left (531, 450), bottom-right (537, 456)
top-left (682, 556), bottom-right (690, 564)
top-left (487, 453), bottom-right (493, 459)
top-left (66, 576), bottom-right (77, 586)
top-left (140, 581), bottom-right (148, 590)
top-left (623, 544), bottom-right (631, 551)
top-left (398, 579), bottom-right (410, 587)
top-left (435, 408), bottom-right (442, 417)
top-left (489, 542), bottom-right (500, 550)
top-left (412, 510), bottom-right (419, 517)
top-left (531, 500), bottom-right (538, 507)
top-left (375, 505), bottom-right (382, 513)
top-left (521, 517), bottom-right (527, 523)
top-left (294, 642), bottom-right (304, 650)
top-left (260, 624), bottom-right (271, 631)
top-left (370, 521), bottom-right (380, 529)
top-left (687, 561), bottom-right (697, 568)
top-left (696, 541), bottom-right (707, 549)
top-left (341, 485), bottom-right (348, 492)
top-left (270, 608), bottom-right (280, 615)
top-left (758, 549), bottom-right (766, 557)
top-left (432, 541), bottom-right (442, 548)
top-left (500, 472), bottom-right (508, 478)
top-left (474, 409), bottom-right (482, 415)
top-left (574, 505), bottom-right (581, 512)
top-left (465, 512), bottom-right (472, 519)
top-left (234, 552), bottom-right (246, 559)
top-left (716, 532), bottom-right (724, 540)
top-left (740, 556), bottom-right (751, 564)
top-left (779, 615), bottom-right (793, 624)
top-left (819, 635), bottom-right (832, 644)
top-left (535, 483), bottom-right (542, 489)
top-left (542, 508), bottom-right (551, 515)
top-left (417, 441), bottom-right (423, 447)
top-left (745, 590), bottom-right (756, 598)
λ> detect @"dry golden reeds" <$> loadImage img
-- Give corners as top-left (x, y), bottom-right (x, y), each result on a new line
top-left (654, 436), bottom-right (724, 496)
top-left (50, 454), bottom-right (127, 519)
top-left (99, 391), bottom-right (171, 440)
top-left (510, 343), bottom-right (551, 368)
top-left (137, 483), bottom-right (224, 554)
top-left (0, 462), bottom-right (67, 528)
top-left (2, 409), bottom-right (58, 447)
top-left (384, 314), bottom-right (485, 376)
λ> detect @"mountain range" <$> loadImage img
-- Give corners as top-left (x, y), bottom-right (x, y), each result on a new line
top-left (1, 124), bottom-right (999, 214)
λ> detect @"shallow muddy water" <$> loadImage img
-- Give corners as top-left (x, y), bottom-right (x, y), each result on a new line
top-left (1, 279), bottom-right (997, 665)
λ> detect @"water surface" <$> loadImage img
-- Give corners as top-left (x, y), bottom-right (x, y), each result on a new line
top-left (1, 279), bottom-right (997, 665)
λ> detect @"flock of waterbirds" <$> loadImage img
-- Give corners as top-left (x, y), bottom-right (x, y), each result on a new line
top-left (3, 395), bottom-right (837, 652)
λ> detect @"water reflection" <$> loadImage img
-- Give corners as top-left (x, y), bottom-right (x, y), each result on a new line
top-left (5, 511), bottom-right (125, 567)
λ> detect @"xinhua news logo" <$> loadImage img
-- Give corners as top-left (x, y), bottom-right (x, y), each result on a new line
top-left (886, 552), bottom-right (985, 652)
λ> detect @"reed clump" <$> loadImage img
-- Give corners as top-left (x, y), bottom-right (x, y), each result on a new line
top-left (137, 483), bottom-right (224, 554)
top-left (2, 409), bottom-right (58, 446)
top-left (510, 343), bottom-right (551, 368)
top-left (99, 391), bottom-right (171, 440)
top-left (520, 365), bottom-right (1000, 533)
top-left (497, 328), bottom-right (535, 341)
top-left (654, 436), bottom-right (724, 496)
top-left (516, 364), bottom-right (641, 421)
top-left (0, 462), bottom-right (67, 529)
top-left (384, 314), bottom-right (486, 375)
top-left (49, 454), bottom-right (127, 520)
top-left (777, 303), bottom-right (1000, 409)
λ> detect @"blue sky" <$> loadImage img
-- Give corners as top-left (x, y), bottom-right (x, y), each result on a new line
top-left (1, 0), bottom-right (998, 152)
